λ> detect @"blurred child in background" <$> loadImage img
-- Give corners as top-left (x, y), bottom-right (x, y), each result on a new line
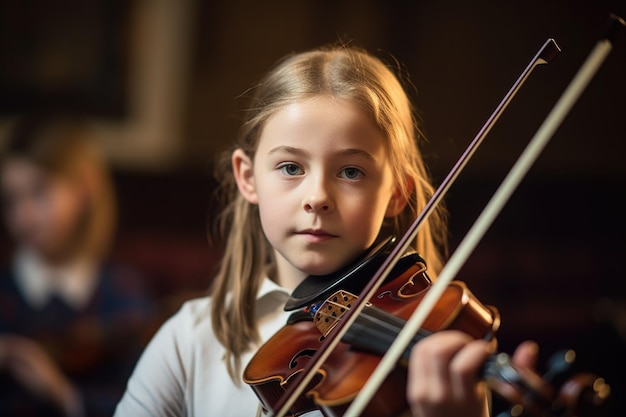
top-left (0, 115), bottom-right (156, 417)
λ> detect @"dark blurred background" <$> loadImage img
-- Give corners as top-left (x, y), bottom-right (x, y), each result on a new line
top-left (0, 0), bottom-right (624, 415)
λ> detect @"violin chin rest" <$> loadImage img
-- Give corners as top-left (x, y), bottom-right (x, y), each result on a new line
top-left (284, 236), bottom-right (428, 311)
top-left (285, 236), bottom-right (395, 311)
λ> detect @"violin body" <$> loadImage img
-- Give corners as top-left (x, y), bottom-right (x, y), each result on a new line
top-left (243, 253), bottom-right (500, 417)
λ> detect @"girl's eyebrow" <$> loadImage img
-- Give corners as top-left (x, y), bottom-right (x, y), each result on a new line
top-left (267, 146), bottom-right (376, 163)
top-left (267, 146), bottom-right (308, 157)
top-left (339, 148), bottom-right (377, 163)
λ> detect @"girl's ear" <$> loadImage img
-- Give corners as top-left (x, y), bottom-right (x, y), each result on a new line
top-left (385, 179), bottom-right (412, 217)
top-left (232, 149), bottom-right (258, 204)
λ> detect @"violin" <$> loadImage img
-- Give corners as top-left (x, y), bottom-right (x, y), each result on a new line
top-left (244, 239), bottom-right (610, 417)
top-left (244, 240), bottom-right (500, 417)
top-left (244, 14), bottom-right (624, 417)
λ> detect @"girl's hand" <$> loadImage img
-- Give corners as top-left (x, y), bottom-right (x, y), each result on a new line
top-left (0, 334), bottom-right (83, 417)
top-left (406, 330), bottom-right (539, 417)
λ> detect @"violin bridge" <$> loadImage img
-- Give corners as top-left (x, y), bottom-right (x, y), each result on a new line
top-left (314, 290), bottom-right (359, 337)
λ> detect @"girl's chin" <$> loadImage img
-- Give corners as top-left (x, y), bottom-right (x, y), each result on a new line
top-left (308, 250), bottom-right (371, 275)
top-left (294, 259), bottom-right (353, 277)
top-left (279, 249), bottom-right (365, 282)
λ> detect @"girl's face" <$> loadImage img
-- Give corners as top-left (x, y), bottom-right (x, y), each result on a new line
top-left (234, 96), bottom-right (406, 288)
top-left (1, 157), bottom-right (87, 262)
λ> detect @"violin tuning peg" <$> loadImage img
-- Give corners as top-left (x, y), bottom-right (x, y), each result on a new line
top-left (543, 349), bottom-right (576, 383)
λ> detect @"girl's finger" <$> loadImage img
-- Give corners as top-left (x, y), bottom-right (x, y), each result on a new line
top-left (408, 331), bottom-right (474, 402)
top-left (511, 340), bottom-right (539, 370)
top-left (448, 338), bottom-right (492, 398)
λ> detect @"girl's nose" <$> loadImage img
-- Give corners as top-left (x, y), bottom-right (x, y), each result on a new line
top-left (303, 182), bottom-right (334, 214)
top-left (303, 199), bottom-right (332, 213)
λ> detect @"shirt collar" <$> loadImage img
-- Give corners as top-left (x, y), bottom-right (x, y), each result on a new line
top-left (257, 277), bottom-right (291, 300)
top-left (13, 249), bottom-right (99, 310)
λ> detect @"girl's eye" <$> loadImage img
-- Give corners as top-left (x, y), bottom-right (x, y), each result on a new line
top-left (340, 167), bottom-right (363, 180)
top-left (279, 164), bottom-right (303, 176)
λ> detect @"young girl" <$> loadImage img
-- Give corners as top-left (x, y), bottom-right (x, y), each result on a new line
top-left (114, 44), bottom-right (537, 417)
top-left (0, 116), bottom-right (156, 417)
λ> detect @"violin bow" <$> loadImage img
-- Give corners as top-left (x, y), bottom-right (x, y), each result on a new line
top-left (345, 13), bottom-right (626, 417)
top-left (268, 37), bottom-right (561, 417)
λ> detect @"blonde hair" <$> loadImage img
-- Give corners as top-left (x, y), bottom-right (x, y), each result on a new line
top-left (1, 115), bottom-right (117, 261)
top-left (211, 44), bottom-right (449, 380)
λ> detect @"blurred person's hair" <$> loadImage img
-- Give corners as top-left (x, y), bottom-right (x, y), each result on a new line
top-left (0, 114), bottom-right (117, 260)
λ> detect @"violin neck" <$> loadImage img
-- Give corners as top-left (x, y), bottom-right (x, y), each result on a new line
top-left (341, 306), bottom-right (543, 395)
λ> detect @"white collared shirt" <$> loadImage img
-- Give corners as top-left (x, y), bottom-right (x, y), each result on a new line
top-left (13, 249), bottom-right (99, 310)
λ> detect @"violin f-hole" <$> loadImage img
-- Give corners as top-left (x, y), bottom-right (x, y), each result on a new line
top-left (289, 349), bottom-right (317, 370)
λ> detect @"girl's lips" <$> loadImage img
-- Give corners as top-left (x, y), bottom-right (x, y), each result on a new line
top-left (297, 229), bottom-right (338, 243)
